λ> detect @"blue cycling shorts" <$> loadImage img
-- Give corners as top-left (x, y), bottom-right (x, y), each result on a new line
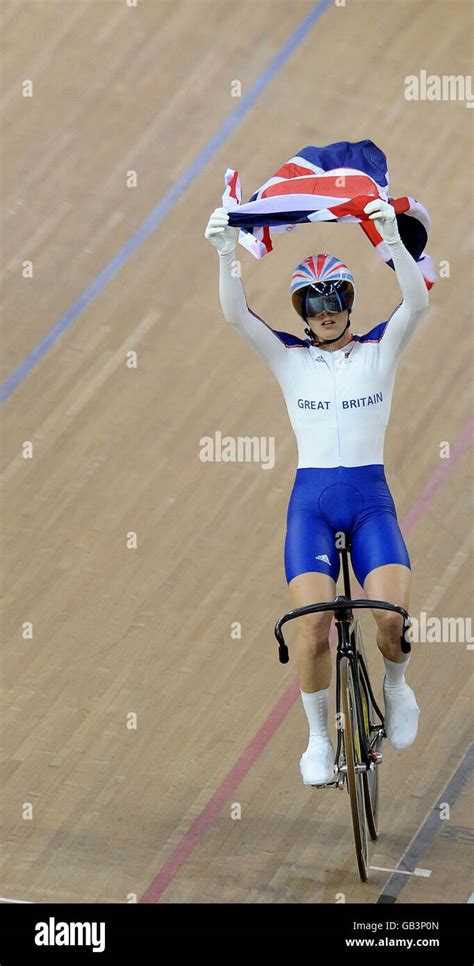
top-left (284, 464), bottom-right (410, 586)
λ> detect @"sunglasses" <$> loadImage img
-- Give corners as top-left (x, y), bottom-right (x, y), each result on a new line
top-left (302, 287), bottom-right (346, 318)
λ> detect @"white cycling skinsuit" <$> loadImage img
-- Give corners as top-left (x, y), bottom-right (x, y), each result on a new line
top-left (216, 236), bottom-right (428, 587)
top-left (218, 239), bottom-right (428, 470)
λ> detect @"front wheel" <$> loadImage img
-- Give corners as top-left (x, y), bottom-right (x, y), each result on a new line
top-left (355, 623), bottom-right (381, 841)
top-left (340, 656), bottom-right (369, 882)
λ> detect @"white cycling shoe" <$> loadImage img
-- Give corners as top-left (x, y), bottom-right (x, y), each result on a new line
top-left (300, 735), bottom-right (335, 786)
top-left (383, 678), bottom-right (420, 749)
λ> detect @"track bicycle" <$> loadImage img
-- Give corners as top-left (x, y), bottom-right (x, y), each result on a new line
top-left (274, 543), bottom-right (412, 882)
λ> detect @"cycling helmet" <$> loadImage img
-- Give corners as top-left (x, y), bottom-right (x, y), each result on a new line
top-left (290, 254), bottom-right (355, 321)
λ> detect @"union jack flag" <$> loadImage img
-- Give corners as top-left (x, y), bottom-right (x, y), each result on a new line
top-left (223, 141), bottom-right (436, 289)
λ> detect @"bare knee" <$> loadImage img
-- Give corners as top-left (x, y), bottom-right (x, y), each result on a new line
top-left (297, 613), bottom-right (332, 657)
top-left (375, 611), bottom-right (404, 644)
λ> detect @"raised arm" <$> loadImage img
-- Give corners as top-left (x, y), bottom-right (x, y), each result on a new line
top-left (364, 199), bottom-right (429, 356)
top-left (205, 207), bottom-right (288, 370)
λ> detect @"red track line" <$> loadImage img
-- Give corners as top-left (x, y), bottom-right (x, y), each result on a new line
top-left (140, 680), bottom-right (300, 902)
top-left (140, 418), bottom-right (473, 902)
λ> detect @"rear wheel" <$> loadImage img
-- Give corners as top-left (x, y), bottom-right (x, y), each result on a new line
top-left (340, 656), bottom-right (368, 882)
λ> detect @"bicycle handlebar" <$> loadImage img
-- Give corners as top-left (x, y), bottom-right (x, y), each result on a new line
top-left (274, 596), bottom-right (412, 664)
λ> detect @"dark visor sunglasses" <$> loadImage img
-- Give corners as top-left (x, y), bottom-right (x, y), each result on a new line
top-left (302, 282), bottom-right (350, 318)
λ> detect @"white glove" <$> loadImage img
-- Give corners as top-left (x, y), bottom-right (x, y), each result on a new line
top-left (363, 198), bottom-right (400, 244)
top-left (204, 207), bottom-right (239, 255)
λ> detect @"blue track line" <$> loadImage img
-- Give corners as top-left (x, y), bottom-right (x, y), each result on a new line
top-left (0, 0), bottom-right (332, 405)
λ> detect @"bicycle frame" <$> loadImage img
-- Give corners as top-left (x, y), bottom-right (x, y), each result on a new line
top-left (333, 612), bottom-right (381, 773)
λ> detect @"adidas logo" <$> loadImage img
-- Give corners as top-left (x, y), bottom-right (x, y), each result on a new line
top-left (315, 554), bottom-right (331, 565)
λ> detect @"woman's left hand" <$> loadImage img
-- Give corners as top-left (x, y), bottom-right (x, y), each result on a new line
top-left (364, 198), bottom-right (400, 244)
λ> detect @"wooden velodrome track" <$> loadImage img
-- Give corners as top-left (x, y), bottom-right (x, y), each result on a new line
top-left (1, 0), bottom-right (473, 905)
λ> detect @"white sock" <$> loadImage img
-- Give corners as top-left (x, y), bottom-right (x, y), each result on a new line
top-left (300, 688), bottom-right (330, 745)
top-left (383, 655), bottom-right (410, 690)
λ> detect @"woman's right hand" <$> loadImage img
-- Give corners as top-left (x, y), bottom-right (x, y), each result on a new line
top-left (204, 207), bottom-right (239, 255)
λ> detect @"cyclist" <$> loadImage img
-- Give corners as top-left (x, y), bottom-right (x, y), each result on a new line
top-left (205, 198), bottom-right (428, 785)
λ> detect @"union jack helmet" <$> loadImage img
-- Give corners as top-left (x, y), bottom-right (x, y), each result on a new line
top-left (290, 254), bottom-right (355, 321)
